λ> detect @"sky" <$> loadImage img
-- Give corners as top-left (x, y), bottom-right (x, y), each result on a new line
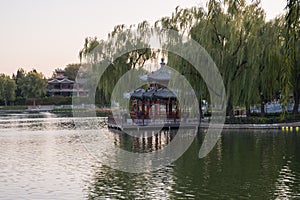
top-left (0, 0), bottom-right (287, 78)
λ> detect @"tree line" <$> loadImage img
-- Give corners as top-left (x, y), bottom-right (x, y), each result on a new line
top-left (0, 64), bottom-right (81, 106)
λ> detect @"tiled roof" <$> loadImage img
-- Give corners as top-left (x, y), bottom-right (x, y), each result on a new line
top-left (130, 88), bottom-right (176, 100)
top-left (139, 59), bottom-right (171, 83)
top-left (131, 89), bottom-right (145, 99)
top-left (48, 77), bottom-right (74, 84)
top-left (154, 88), bottom-right (176, 99)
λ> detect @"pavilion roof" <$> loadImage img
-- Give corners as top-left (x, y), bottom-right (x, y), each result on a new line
top-left (130, 89), bottom-right (145, 99)
top-left (129, 88), bottom-right (176, 100)
top-left (143, 88), bottom-right (157, 99)
top-left (147, 67), bottom-right (171, 82)
top-left (48, 79), bottom-right (60, 84)
top-left (154, 88), bottom-right (176, 99)
top-left (59, 78), bottom-right (74, 84)
top-left (48, 77), bottom-right (74, 84)
top-left (139, 58), bottom-right (171, 83)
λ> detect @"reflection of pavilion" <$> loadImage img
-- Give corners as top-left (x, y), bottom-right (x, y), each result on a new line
top-left (108, 59), bottom-right (199, 130)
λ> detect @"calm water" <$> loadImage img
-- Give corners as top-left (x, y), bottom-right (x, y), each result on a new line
top-left (0, 113), bottom-right (300, 199)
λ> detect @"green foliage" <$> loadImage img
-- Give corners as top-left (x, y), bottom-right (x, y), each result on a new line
top-left (166, 0), bottom-right (283, 117)
top-left (281, 0), bottom-right (300, 116)
top-left (226, 114), bottom-right (300, 124)
top-left (15, 68), bottom-right (26, 97)
top-left (0, 74), bottom-right (16, 106)
top-left (79, 22), bottom-right (157, 106)
top-left (19, 70), bottom-right (47, 105)
top-left (41, 96), bottom-right (72, 105)
top-left (0, 105), bottom-right (27, 110)
top-left (64, 63), bottom-right (81, 80)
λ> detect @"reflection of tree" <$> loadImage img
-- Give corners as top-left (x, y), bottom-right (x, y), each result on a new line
top-left (169, 130), bottom-right (300, 199)
top-left (88, 164), bottom-right (177, 199)
top-left (88, 130), bottom-right (178, 199)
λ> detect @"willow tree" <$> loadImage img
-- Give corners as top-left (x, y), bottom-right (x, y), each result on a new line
top-left (190, 0), bottom-right (246, 117)
top-left (188, 0), bottom-right (282, 117)
top-left (78, 0), bottom-right (285, 116)
top-left (154, 0), bottom-right (276, 118)
top-left (237, 9), bottom-right (283, 117)
top-left (281, 0), bottom-right (300, 115)
top-left (153, 6), bottom-right (209, 118)
top-left (79, 22), bottom-right (156, 106)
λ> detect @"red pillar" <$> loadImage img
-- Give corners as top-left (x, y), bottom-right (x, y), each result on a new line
top-left (142, 100), bottom-right (145, 116)
top-left (136, 100), bottom-right (139, 119)
top-left (169, 100), bottom-right (172, 117)
top-left (146, 100), bottom-right (150, 118)
top-left (165, 100), bottom-right (168, 117)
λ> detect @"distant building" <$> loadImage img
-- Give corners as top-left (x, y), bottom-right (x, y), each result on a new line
top-left (46, 69), bottom-right (88, 97)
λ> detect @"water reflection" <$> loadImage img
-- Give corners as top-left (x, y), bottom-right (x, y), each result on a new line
top-left (0, 130), bottom-right (94, 199)
top-left (0, 113), bottom-right (106, 131)
top-left (110, 129), bottom-right (178, 153)
top-left (88, 129), bottom-right (300, 199)
top-left (0, 112), bottom-right (58, 119)
top-left (0, 115), bottom-right (300, 199)
top-left (89, 165), bottom-right (176, 199)
top-left (275, 161), bottom-right (296, 199)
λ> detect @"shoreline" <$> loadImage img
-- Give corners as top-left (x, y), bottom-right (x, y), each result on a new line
top-left (199, 122), bottom-right (300, 130)
top-left (1, 108), bottom-right (300, 130)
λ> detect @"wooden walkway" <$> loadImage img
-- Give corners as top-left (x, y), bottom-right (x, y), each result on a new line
top-left (108, 116), bottom-right (300, 131)
top-left (107, 117), bottom-right (199, 130)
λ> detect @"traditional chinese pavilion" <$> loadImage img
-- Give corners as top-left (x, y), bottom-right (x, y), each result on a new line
top-left (108, 59), bottom-right (199, 130)
top-left (47, 69), bottom-right (88, 97)
top-left (129, 59), bottom-right (178, 122)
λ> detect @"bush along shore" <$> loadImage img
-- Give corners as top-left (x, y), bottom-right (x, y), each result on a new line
top-left (1, 105), bottom-right (300, 125)
top-left (50, 108), bottom-right (112, 117)
top-left (225, 114), bottom-right (300, 124)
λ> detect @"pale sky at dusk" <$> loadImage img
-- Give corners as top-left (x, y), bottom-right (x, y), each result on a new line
top-left (0, 0), bottom-right (286, 78)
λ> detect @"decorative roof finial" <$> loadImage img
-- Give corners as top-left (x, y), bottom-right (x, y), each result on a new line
top-left (160, 58), bottom-right (165, 68)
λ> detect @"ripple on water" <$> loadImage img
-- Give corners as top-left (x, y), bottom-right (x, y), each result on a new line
top-left (0, 127), bottom-right (99, 199)
top-left (274, 161), bottom-right (300, 199)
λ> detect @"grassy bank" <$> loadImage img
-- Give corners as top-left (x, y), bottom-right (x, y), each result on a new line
top-left (0, 106), bottom-right (27, 110)
top-left (225, 114), bottom-right (300, 124)
top-left (49, 108), bottom-right (112, 117)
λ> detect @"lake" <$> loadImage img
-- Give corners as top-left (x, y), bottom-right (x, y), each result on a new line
top-left (0, 113), bottom-right (299, 199)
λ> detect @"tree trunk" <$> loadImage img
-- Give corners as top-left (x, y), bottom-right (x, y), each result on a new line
top-left (293, 91), bottom-right (299, 115)
top-left (33, 99), bottom-right (36, 106)
top-left (260, 94), bottom-right (265, 117)
top-left (226, 95), bottom-right (234, 118)
top-left (293, 78), bottom-right (299, 115)
top-left (246, 104), bottom-right (251, 117)
top-left (199, 100), bottom-right (204, 120)
top-left (4, 98), bottom-right (7, 107)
